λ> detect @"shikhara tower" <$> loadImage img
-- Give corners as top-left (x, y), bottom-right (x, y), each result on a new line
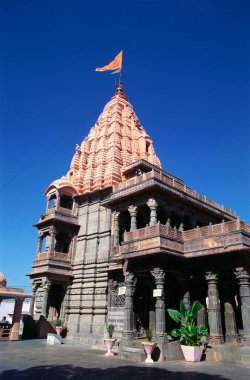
top-left (29, 83), bottom-right (250, 357)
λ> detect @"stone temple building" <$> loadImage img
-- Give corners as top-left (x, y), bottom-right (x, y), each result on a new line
top-left (29, 83), bottom-right (250, 360)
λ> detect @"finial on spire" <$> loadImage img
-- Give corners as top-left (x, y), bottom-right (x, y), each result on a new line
top-left (115, 81), bottom-right (127, 100)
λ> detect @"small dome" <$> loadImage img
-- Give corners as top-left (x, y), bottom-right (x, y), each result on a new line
top-left (0, 272), bottom-right (7, 287)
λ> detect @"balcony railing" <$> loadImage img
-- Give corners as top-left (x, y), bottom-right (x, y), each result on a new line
top-left (38, 207), bottom-right (78, 225)
top-left (112, 169), bottom-right (236, 217)
top-left (111, 219), bottom-right (250, 259)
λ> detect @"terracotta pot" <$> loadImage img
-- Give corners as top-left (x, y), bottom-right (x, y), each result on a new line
top-left (104, 338), bottom-right (117, 356)
top-left (141, 341), bottom-right (157, 363)
top-left (181, 345), bottom-right (204, 362)
top-left (55, 326), bottom-right (63, 336)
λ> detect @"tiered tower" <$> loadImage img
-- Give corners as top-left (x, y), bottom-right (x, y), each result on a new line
top-left (29, 83), bottom-right (161, 345)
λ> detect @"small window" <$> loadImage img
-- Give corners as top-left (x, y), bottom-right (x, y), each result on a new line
top-left (146, 142), bottom-right (150, 153)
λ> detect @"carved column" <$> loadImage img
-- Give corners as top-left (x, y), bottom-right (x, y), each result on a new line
top-left (235, 268), bottom-right (250, 344)
top-left (151, 268), bottom-right (166, 336)
top-left (55, 193), bottom-right (60, 210)
top-left (123, 273), bottom-right (136, 340)
top-left (128, 206), bottom-right (137, 231)
top-left (9, 298), bottom-right (24, 341)
top-left (41, 279), bottom-right (51, 318)
top-left (109, 280), bottom-right (118, 307)
top-left (205, 272), bottom-right (224, 344)
top-left (113, 212), bottom-right (120, 246)
top-left (49, 226), bottom-right (56, 255)
top-left (222, 275), bottom-right (238, 343)
top-left (29, 283), bottom-right (37, 317)
top-left (147, 198), bottom-right (158, 226)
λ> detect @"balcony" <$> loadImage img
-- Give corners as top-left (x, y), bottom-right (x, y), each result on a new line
top-left (111, 220), bottom-right (250, 261)
top-left (36, 207), bottom-right (78, 226)
top-left (109, 169), bottom-right (236, 219)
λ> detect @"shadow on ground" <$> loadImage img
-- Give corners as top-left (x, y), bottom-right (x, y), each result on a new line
top-left (0, 365), bottom-right (233, 380)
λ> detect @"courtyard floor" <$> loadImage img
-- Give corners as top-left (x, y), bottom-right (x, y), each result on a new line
top-left (0, 339), bottom-right (249, 380)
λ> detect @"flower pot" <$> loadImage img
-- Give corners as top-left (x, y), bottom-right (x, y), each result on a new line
top-left (141, 341), bottom-right (157, 363)
top-left (55, 326), bottom-right (63, 336)
top-left (104, 338), bottom-right (117, 356)
top-left (181, 345), bottom-right (204, 362)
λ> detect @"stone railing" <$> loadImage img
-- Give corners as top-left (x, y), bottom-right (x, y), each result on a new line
top-left (36, 251), bottom-right (71, 263)
top-left (39, 207), bottom-right (78, 225)
top-left (113, 169), bottom-right (235, 217)
top-left (111, 219), bottom-right (250, 259)
top-left (124, 222), bottom-right (182, 242)
top-left (182, 219), bottom-right (250, 241)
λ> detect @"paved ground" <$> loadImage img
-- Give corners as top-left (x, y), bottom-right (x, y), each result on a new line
top-left (0, 340), bottom-right (249, 380)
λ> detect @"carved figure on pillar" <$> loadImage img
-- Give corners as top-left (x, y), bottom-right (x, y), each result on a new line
top-left (128, 206), bottom-right (137, 231)
top-left (235, 268), bottom-right (250, 344)
top-left (147, 198), bottom-right (158, 226)
top-left (205, 272), bottom-right (224, 344)
top-left (123, 272), bottom-right (136, 340)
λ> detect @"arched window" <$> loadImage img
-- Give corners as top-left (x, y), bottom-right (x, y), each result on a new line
top-left (49, 195), bottom-right (56, 208)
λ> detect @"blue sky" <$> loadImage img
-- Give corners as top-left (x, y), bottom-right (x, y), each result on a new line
top-left (1, 0), bottom-right (249, 291)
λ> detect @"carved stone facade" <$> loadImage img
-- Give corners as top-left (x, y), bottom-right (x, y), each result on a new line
top-left (29, 84), bottom-right (250, 355)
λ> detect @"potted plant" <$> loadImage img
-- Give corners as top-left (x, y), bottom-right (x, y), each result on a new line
top-left (141, 328), bottom-right (157, 363)
top-left (104, 324), bottom-right (116, 356)
top-left (167, 300), bottom-right (208, 362)
top-left (54, 318), bottom-right (63, 336)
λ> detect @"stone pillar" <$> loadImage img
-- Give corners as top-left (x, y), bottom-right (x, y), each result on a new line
top-left (151, 268), bottom-right (168, 361)
top-left (151, 268), bottom-right (166, 336)
top-left (49, 226), bottom-right (56, 255)
top-left (222, 276), bottom-right (238, 343)
top-left (147, 198), bottom-right (158, 226)
top-left (55, 193), bottom-right (60, 210)
top-left (205, 272), bottom-right (224, 344)
top-left (109, 280), bottom-right (118, 307)
top-left (123, 273), bottom-right (136, 340)
top-left (36, 231), bottom-right (43, 254)
top-left (29, 283), bottom-right (37, 317)
top-left (41, 279), bottom-right (51, 318)
top-left (235, 268), bottom-right (250, 344)
top-left (10, 298), bottom-right (24, 341)
top-left (113, 212), bottom-right (120, 246)
top-left (128, 206), bottom-right (137, 231)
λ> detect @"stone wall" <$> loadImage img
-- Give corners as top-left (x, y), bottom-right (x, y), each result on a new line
top-left (66, 194), bottom-right (112, 346)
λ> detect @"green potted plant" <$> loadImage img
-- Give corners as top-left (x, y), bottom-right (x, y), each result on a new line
top-left (54, 318), bottom-right (63, 336)
top-left (104, 324), bottom-right (116, 356)
top-left (141, 328), bottom-right (157, 363)
top-left (167, 300), bottom-right (208, 362)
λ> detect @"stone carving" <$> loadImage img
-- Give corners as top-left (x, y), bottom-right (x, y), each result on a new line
top-left (205, 272), bottom-right (224, 344)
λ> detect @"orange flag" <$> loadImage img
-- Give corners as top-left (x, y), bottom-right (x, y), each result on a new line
top-left (95, 51), bottom-right (123, 72)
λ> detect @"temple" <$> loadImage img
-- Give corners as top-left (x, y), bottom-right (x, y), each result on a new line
top-left (29, 83), bottom-right (250, 360)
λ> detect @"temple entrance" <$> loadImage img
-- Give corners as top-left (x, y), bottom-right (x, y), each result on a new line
top-left (133, 274), bottom-right (154, 336)
top-left (47, 284), bottom-right (66, 321)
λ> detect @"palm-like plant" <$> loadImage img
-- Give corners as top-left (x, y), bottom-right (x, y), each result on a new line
top-left (167, 300), bottom-right (208, 346)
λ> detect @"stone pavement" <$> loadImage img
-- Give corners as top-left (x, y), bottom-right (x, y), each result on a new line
top-left (0, 340), bottom-right (249, 380)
